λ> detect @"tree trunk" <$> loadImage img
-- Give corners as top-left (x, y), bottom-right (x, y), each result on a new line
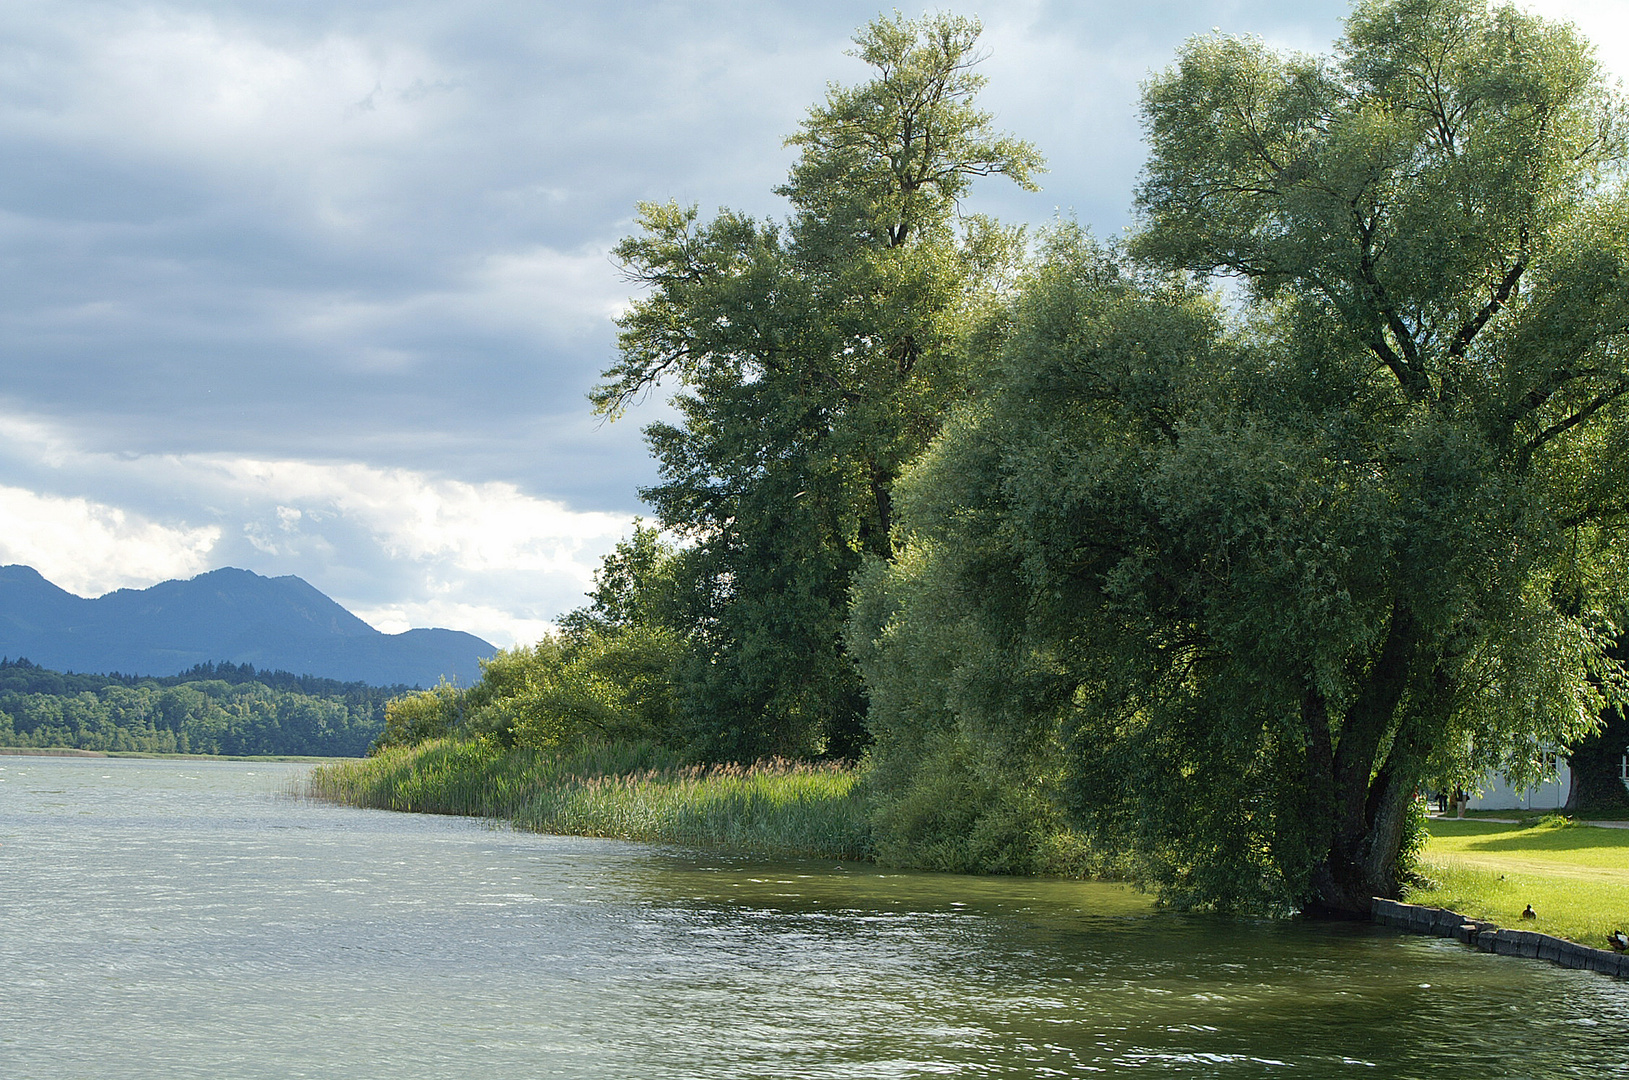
top-left (1565, 708), bottom-right (1629, 815)
top-left (867, 463), bottom-right (894, 559)
top-left (1359, 761), bottom-right (1416, 895)
top-left (1305, 606), bottom-right (1417, 917)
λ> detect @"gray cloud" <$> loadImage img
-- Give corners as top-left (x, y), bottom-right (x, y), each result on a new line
top-left (1, 0), bottom-right (1620, 642)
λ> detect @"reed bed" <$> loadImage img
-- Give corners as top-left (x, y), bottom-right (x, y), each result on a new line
top-left (305, 738), bottom-right (872, 861)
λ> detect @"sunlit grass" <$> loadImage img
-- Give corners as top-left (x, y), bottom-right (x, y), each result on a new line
top-left (306, 738), bottom-right (872, 861)
top-left (1404, 816), bottom-right (1629, 949)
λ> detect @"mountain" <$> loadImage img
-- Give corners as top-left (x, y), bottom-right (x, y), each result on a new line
top-left (0, 565), bottom-right (496, 687)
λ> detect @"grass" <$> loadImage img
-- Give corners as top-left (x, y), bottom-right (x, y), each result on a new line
top-left (305, 737), bottom-right (873, 861)
top-left (1404, 815), bottom-right (1629, 949)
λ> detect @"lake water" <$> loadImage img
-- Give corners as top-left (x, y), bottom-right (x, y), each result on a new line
top-left (1, 757), bottom-right (1624, 1079)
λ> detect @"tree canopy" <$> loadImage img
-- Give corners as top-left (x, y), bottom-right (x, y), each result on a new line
top-left (0, 658), bottom-right (392, 756)
top-left (596, 13), bottom-right (1040, 760)
top-left (853, 0), bottom-right (1629, 912)
top-left (369, 1), bottom-right (1629, 915)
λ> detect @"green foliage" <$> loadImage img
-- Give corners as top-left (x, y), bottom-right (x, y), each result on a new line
top-left (375, 629), bottom-right (684, 754)
top-left (1395, 794), bottom-right (1432, 885)
top-left (1564, 696), bottom-right (1629, 815)
top-left (777, 12), bottom-right (1042, 250)
top-left (372, 524), bottom-right (688, 755)
top-left (499, 627), bottom-right (682, 749)
top-left (556, 521), bottom-right (680, 638)
top-left (852, 0), bottom-right (1629, 913)
top-left (321, 4), bottom-right (1629, 914)
top-left (596, 13), bottom-right (1039, 762)
top-left (0, 658), bottom-right (389, 756)
top-left (375, 533), bottom-right (688, 757)
top-left (312, 736), bottom-right (681, 816)
top-left (863, 730), bottom-right (1098, 878)
top-left (377, 679), bottom-right (463, 750)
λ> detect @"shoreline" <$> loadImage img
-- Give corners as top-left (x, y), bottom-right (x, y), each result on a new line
top-left (1372, 898), bottom-right (1628, 980)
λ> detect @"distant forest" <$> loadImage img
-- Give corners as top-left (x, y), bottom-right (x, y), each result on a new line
top-left (0, 658), bottom-right (401, 757)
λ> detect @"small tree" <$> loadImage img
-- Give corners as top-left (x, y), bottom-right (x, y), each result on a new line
top-left (375, 680), bottom-right (461, 751)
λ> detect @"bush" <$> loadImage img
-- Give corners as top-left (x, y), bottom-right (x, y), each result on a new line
top-left (375, 680), bottom-right (462, 751)
top-left (372, 626), bottom-right (684, 755)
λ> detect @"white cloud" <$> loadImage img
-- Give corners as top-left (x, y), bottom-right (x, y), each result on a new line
top-left (185, 455), bottom-right (627, 571)
top-left (470, 244), bottom-right (629, 338)
top-left (0, 413), bottom-right (635, 646)
top-left (349, 599), bottom-right (555, 652)
top-left (0, 485), bottom-right (219, 596)
top-left (1518, 2), bottom-right (1629, 82)
top-left (19, 11), bottom-right (457, 180)
top-left (277, 241), bottom-right (627, 362)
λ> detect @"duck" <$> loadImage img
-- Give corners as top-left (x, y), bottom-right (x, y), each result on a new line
top-left (1609, 930), bottom-right (1628, 953)
top-left (1520, 904), bottom-right (1536, 920)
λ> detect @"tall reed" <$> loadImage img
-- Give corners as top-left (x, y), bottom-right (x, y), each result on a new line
top-left (305, 738), bottom-right (872, 861)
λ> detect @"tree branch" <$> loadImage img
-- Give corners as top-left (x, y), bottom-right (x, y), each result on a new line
top-left (1520, 381), bottom-right (1629, 465)
top-left (1354, 210), bottom-right (1430, 400)
top-left (1448, 255), bottom-right (1526, 362)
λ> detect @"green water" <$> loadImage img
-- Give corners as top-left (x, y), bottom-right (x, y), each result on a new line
top-left (0, 757), bottom-right (1623, 1078)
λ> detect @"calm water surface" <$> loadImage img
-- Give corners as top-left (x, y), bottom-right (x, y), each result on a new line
top-left (1, 757), bottom-right (1624, 1079)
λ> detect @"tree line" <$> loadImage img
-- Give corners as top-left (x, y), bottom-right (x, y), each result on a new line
top-left (0, 657), bottom-right (395, 756)
top-left (381, 0), bottom-right (1629, 914)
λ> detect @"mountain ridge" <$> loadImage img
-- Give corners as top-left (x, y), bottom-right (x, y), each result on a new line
top-left (0, 565), bottom-right (496, 687)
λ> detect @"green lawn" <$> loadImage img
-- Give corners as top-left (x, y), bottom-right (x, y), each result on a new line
top-left (1404, 816), bottom-right (1629, 949)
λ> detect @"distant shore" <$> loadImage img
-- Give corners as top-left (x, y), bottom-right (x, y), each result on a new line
top-left (0, 746), bottom-right (358, 763)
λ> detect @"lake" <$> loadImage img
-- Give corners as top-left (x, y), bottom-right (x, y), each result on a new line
top-left (1, 756), bottom-right (1624, 1078)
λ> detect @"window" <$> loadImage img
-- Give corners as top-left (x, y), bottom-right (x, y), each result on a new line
top-left (1620, 753), bottom-right (1628, 783)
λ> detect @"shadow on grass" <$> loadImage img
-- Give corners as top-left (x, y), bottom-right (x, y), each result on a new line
top-left (1428, 820), bottom-right (1629, 854)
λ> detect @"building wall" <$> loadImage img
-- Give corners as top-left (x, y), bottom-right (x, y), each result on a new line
top-left (1466, 757), bottom-right (1572, 812)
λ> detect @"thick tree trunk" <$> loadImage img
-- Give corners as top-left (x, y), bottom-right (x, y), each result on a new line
top-left (1359, 761), bottom-right (1416, 893)
top-left (1306, 759), bottom-right (1418, 916)
top-left (1305, 606), bottom-right (1417, 917)
top-left (1565, 708), bottom-right (1629, 815)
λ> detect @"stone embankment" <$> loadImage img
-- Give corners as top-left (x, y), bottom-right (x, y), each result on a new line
top-left (1373, 898), bottom-right (1628, 979)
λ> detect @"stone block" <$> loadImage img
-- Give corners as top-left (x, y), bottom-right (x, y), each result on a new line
top-left (1368, 896), bottom-right (1627, 979)
top-left (1491, 930), bottom-right (1539, 959)
top-left (1586, 948), bottom-right (1619, 975)
top-left (1371, 898), bottom-right (1405, 927)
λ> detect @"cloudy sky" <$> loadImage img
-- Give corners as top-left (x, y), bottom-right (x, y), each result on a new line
top-left (1, 0), bottom-right (1623, 648)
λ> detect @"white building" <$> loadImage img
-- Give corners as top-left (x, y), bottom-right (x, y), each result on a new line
top-left (1464, 753), bottom-right (1572, 812)
top-left (1461, 748), bottom-right (1629, 812)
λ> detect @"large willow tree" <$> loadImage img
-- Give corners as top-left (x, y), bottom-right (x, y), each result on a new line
top-left (598, 14), bottom-right (1040, 759)
top-left (854, 0), bottom-right (1629, 911)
